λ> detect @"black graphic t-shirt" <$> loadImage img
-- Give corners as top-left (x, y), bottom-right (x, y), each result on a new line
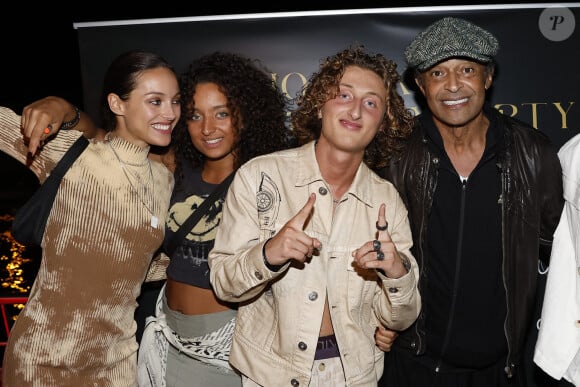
top-left (164, 163), bottom-right (225, 289)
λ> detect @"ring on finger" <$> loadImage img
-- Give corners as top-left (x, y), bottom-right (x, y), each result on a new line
top-left (377, 251), bottom-right (385, 261)
top-left (43, 123), bottom-right (53, 135)
top-left (372, 239), bottom-right (381, 251)
top-left (376, 221), bottom-right (388, 231)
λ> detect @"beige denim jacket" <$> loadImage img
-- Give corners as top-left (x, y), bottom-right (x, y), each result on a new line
top-left (209, 141), bottom-right (420, 386)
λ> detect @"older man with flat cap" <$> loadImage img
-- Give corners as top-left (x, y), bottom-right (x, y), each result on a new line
top-left (377, 16), bottom-right (565, 387)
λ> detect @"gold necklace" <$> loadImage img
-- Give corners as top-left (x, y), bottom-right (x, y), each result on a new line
top-left (108, 141), bottom-right (158, 228)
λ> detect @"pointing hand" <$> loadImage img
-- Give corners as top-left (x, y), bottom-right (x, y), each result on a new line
top-left (263, 193), bottom-right (322, 267)
top-left (352, 203), bottom-right (408, 278)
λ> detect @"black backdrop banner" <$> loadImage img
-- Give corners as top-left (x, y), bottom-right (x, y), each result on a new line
top-left (75, 5), bottom-right (578, 385)
top-left (75, 4), bottom-right (579, 149)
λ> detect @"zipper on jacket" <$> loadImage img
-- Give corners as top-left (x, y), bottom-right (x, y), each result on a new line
top-left (435, 177), bottom-right (467, 372)
top-left (414, 151), bottom-right (437, 355)
top-left (498, 162), bottom-right (514, 377)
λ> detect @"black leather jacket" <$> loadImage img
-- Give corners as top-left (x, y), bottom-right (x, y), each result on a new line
top-left (380, 107), bottom-right (564, 377)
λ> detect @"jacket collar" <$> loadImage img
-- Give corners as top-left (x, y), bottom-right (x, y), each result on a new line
top-left (293, 141), bottom-right (375, 207)
top-left (418, 103), bottom-right (500, 158)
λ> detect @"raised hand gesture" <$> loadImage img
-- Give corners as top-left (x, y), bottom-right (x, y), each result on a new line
top-left (263, 193), bottom-right (322, 267)
top-left (352, 203), bottom-right (408, 278)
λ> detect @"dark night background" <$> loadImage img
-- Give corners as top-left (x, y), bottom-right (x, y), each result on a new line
top-left (0, 4), bottom-right (573, 384)
top-left (0, 1), bottom-right (553, 211)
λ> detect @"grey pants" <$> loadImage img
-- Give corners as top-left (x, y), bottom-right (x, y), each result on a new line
top-left (162, 293), bottom-right (241, 387)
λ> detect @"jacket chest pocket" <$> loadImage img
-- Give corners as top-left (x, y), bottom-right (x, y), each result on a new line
top-left (327, 247), bottom-right (378, 309)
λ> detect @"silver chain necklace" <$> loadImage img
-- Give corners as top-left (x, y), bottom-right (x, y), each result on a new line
top-left (108, 141), bottom-right (158, 228)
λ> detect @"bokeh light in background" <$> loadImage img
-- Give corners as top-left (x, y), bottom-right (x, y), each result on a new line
top-left (0, 213), bottom-right (39, 363)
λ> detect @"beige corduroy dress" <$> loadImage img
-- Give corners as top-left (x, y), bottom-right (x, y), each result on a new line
top-left (0, 107), bottom-right (173, 386)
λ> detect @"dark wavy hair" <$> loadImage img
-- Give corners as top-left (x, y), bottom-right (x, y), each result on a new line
top-left (171, 52), bottom-right (290, 186)
top-left (99, 50), bottom-right (176, 132)
top-left (290, 45), bottom-right (414, 171)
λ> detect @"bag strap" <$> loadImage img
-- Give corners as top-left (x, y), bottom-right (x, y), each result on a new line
top-left (164, 171), bottom-right (235, 258)
top-left (31, 135), bottom-right (89, 194)
top-left (50, 135), bottom-right (90, 180)
top-left (11, 135), bottom-right (90, 246)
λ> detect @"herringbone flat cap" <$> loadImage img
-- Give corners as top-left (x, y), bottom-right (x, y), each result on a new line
top-left (404, 17), bottom-right (499, 71)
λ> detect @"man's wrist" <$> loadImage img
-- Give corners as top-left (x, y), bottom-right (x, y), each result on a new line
top-left (262, 238), bottom-right (283, 272)
top-left (400, 255), bottom-right (411, 273)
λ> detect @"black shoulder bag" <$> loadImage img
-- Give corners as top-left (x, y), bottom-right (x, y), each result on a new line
top-left (12, 136), bottom-right (89, 246)
top-left (164, 171), bottom-right (235, 258)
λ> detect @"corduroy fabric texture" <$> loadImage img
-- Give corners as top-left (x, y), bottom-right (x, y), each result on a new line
top-left (404, 17), bottom-right (499, 71)
top-left (0, 107), bottom-right (174, 386)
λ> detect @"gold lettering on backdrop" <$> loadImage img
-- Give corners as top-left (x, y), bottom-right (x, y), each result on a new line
top-left (495, 104), bottom-right (518, 118)
top-left (408, 106), bottom-right (421, 116)
top-left (399, 82), bottom-right (413, 96)
top-left (553, 102), bottom-right (575, 129)
top-left (521, 103), bottom-right (547, 129)
top-left (495, 102), bottom-right (577, 130)
top-left (272, 72), bottom-right (576, 131)
top-left (272, 72), bottom-right (308, 100)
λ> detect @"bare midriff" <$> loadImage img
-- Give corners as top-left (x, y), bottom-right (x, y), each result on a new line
top-left (319, 298), bottom-right (334, 336)
top-left (318, 200), bottom-right (339, 337)
top-left (166, 278), bottom-right (232, 315)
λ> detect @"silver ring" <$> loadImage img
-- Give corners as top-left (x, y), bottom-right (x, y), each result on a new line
top-left (372, 240), bottom-right (381, 251)
top-left (376, 221), bottom-right (388, 231)
top-left (377, 251), bottom-right (385, 261)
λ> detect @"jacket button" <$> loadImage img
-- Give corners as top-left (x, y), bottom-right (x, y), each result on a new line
top-left (410, 340), bottom-right (416, 349)
top-left (388, 287), bottom-right (399, 293)
top-left (291, 379), bottom-right (299, 386)
top-left (298, 341), bottom-right (307, 350)
top-left (318, 187), bottom-right (328, 196)
top-left (254, 271), bottom-right (263, 280)
top-left (308, 291), bottom-right (318, 301)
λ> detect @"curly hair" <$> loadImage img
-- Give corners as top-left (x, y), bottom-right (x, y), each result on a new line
top-left (290, 45), bottom-right (414, 171)
top-left (171, 52), bottom-right (290, 186)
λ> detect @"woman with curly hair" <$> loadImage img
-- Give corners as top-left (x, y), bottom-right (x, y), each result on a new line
top-left (139, 51), bottom-right (291, 386)
top-left (208, 45), bottom-right (420, 386)
top-left (20, 51), bottom-right (291, 386)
